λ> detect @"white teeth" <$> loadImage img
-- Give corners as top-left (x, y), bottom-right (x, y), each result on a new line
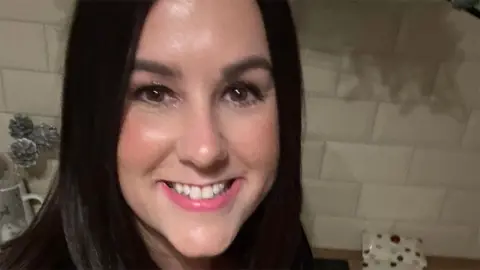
top-left (201, 186), bottom-right (214, 199)
top-left (189, 186), bottom-right (202, 200)
top-left (212, 184), bottom-right (220, 194)
top-left (168, 181), bottom-right (229, 199)
top-left (174, 183), bottom-right (183, 194)
top-left (183, 185), bottom-right (190, 196)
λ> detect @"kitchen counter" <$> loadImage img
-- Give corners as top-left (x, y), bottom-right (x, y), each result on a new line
top-left (313, 248), bottom-right (480, 270)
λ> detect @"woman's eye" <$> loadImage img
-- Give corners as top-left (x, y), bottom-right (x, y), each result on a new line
top-left (223, 82), bottom-right (265, 107)
top-left (132, 84), bottom-right (176, 105)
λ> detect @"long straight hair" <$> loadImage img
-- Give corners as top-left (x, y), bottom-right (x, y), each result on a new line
top-left (0, 1), bottom-right (305, 269)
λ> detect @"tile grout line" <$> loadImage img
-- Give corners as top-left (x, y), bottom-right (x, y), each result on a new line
top-left (0, 68), bottom-right (7, 110)
top-left (0, 65), bottom-right (61, 75)
top-left (0, 17), bottom-right (64, 27)
top-left (42, 24), bottom-right (51, 72)
top-left (0, 109), bottom-right (59, 119)
top-left (403, 145), bottom-right (416, 185)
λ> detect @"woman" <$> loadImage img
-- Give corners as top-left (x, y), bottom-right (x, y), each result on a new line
top-left (0, 0), bottom-right (312, 269)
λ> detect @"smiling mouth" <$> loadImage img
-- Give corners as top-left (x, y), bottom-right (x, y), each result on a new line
top-left (162, 179), bottom-right (236, 200)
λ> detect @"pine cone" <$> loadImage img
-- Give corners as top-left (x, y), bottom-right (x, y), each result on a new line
top-left (28, 123), bottom-right (60, 151)
top-left (8, 114), bottom-right (34, 139)
top-left (9, 138), bottom-right (39, 167)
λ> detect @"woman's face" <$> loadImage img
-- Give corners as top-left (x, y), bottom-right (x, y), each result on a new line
top-left (117, 0), bottom-right (279, 258)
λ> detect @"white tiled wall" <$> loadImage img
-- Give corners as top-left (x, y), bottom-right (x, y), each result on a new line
top-left (296, 0), bottom-right (480, 259)
top-left (0, 0), bottom-right (70, 193)
top-left (1, 0), bottom-right (480, 260)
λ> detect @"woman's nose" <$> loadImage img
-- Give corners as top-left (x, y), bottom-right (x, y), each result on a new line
top-left (176, 109), bottom-right (227, 170)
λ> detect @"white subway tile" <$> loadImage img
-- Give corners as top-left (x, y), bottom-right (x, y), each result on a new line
top-left (0, 21), bottom-right (48, 70)
top-left (302, 141), bottom-right (324, 179)
top-left (357, 185), bottom-right (445, 221)
top-left (2, 70), bottom-right (62, 116)
top-left (302, 180), bottom-right (360, 217)
top-left (409, 148), bottom-right (480, 188)
top-left (311, 216), bottom-right (393, 250)
top-left (302, 65), bottom-right (338, 97)
top-left (337, 71), bottom-right (389, 101)
top-left (305, 97), bottom-right (377, 141)
top-left (45, 25), bottom-right (67, 73)
top-left (300, 49), bottom-right (342, 70)
top-left (372, 103), bottom-right (465, 146)
top-left (301, 213), bottom-right (315, 242)
top-left (321, 142), bottom-right (412, 184)
top-left (0, 113), bottom-right (15, 152)
top-left (472, 231), bottom-right (480, 259)
top-left (0, 75), bottom-right (6, 111)
top-left (0, 0), bottom-right (74, 24)
top-left (393, 222), bottom-right (476, 258)
top-left (476, 228), bottom-right (480, 256)
top-left (440, 190), bottom-right (480, 225)
top-left (462, 110), bottom-right (480, 149)
top-left (300, 49), bottom-right (341, 97)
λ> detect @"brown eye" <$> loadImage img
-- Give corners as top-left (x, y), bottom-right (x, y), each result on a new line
top-left (229, 87), bottom-right (249, 102)
top-left (223, 81), bottom-right (265, 108)
top-left (133, 84), bottom-right (175, 104)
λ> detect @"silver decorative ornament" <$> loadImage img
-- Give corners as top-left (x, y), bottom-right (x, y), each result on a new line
top-left (28, 123), bottom-right (60, 151)
top-left (9, 138), bottom-right (39, 168)
top-left (8, 114), bottom-right (34, 139)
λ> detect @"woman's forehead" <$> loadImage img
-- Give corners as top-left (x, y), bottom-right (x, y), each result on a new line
top-left (136, 0), bottom-right (269, 66)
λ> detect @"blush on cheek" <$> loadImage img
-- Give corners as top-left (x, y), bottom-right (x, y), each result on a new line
top-left (119, 119), bottom-right (150, 167)
top-left (226, 108), bottom-right (279, 170)
top-left (249, 112), bottom-right (278, 162)
top-left (117, 110), bottom-right (173, 174)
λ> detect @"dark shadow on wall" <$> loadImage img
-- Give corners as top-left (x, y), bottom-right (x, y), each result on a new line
top-left (296, 1), bottom-right (475, 122)
top-left (345, 2), bottom-right (468, 121)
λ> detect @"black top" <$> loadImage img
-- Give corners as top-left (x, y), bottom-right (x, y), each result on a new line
top-left (54, 229), bottom-right (315, 270)
top-left (292, 228), bottom-right (315, 270)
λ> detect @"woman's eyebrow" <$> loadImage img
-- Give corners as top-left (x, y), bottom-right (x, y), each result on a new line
top-left (133, 59), bottom-right (180, 77)
top-left (222, 55), bottom-right (272, 81)
top-left (133, 55), bottom-right (272, 80)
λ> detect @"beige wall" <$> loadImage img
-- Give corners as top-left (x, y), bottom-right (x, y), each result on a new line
top-left (0, 0), bottom-right (479, 260)
top-left (296, 0), bottom-right (480, 260)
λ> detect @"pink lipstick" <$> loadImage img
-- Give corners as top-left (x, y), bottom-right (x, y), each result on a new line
top-left (159, 178), bottom-right (241, 212)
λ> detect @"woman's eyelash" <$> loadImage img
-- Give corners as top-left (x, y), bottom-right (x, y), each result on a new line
top-left (130, 83), bottom-right (177, 105)
top-left (129, 80), bottom-right (267, 108)
top-left (222, 81), bottom-right (266, 108)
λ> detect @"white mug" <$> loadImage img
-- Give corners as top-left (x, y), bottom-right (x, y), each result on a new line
top-left (0, 153), bottom-right (45, 243)
top-left (0, 182), bottom-right (44, 243)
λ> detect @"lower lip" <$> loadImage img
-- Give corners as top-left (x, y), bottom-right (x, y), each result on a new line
top-left (160, 179), bottom-right (242, 212)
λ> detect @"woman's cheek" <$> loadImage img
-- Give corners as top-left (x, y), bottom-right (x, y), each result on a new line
top-left (118, 109), bottom-right (174, 174)
top-left (224, 104), bottom-right (279, 170)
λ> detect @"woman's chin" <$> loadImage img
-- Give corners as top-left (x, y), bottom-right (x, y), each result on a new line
top-left (167, 228), bottom-right (236, 258)
top-left (176, 243), bottom-right (228, 258)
